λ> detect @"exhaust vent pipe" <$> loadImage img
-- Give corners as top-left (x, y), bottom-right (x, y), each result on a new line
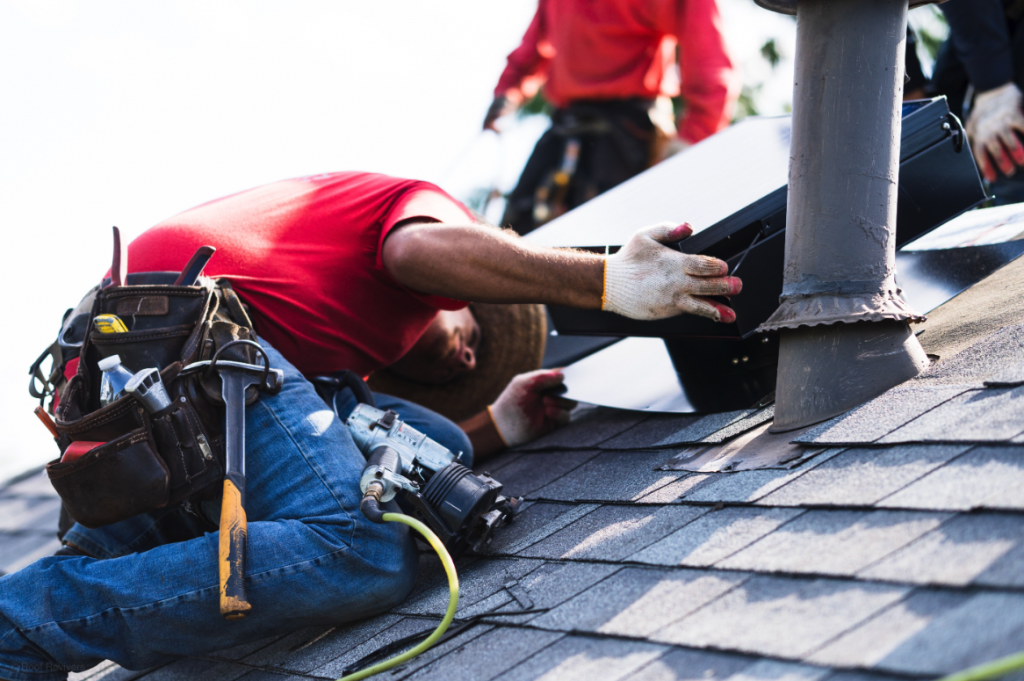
top-left (756, 0), bottom-right (931, 431)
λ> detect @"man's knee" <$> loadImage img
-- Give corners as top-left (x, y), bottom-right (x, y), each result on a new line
top-left (345, 515), bottom-right (420, 613)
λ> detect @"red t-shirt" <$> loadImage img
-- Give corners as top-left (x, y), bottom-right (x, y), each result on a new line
top-left (126, 172), bottom-right (474, 377)
top-left (494, 0), bottom-right (737, 144)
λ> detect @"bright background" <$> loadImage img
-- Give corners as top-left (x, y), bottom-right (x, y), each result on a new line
top-left (8, 0), bottom-right (936, 484)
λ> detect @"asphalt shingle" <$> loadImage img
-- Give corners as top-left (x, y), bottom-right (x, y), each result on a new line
top-left (487, 560), bottom-right (621, 624)
top-left (628, 507), bottom-right (804, 568)
top-left (235, 615), bottom-right (402, 674)
top-left (879, 446), bottom-right (1024, 511)
top-left (531, 450), bottom-right (685, 502)
top-left (758, 445), bottom-right (970, 507)
top-left (500, 634), bottom-right (668, 681)
top-left (486, 502), bottom-right (600, 555)
top-left (859, 512), bottom-right (1024, 587)
top-left (723, 661), bottom-right (831, 681)
top-left (915, 323), bottom-right (1024, 386)
top-left (626, 647), bottom-right (754, 681)
top-left (488, 450), bottom-right (604, 499)
top-left (793, 385), bottom-right (973, 445)
top-left (514, 406), bottom-right (647, 451)
top-left (520, 504), bottom-right (707, 561)
top-left (718, 510), bottom-right (950, 577)
top-left (809, 591), bottom-right (1024, 676)
top-left (676, 450), bottom-right (842, 504)
top-left (0, 494), bottom-right (62, 532)
top-left (599, 413), bottom-right (707, 450)
top-left (878, 387), bottom-right (1024, 444)
top-left (0, 532), bottom-right (62, 575)
top-left (397, 557), bottom-right (543, 618)
top-left (311, 617), bottom-right (438, 678)
top-left (404, 626), bottom-right (563, 681)
top-left (651, 576), bottom-right (909, 658)
top-left (652, 409), bottom-right (768, 447)
top-left (530, 566), bottom-right (745, 637)
top-left (660, 422), bottom-right (824, 473)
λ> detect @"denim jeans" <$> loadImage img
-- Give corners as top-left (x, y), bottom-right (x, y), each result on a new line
top-left (0, 343), bottom-right (472, 681)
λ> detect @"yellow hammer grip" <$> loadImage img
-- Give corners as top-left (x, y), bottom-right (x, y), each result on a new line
top-left (219, 477), bottom-right (251, 620)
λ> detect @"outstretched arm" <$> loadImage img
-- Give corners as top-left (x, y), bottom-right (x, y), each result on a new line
top-left (382, 221), bottom-right (742, 322)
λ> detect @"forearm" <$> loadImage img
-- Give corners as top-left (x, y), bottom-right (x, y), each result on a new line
top-left (383, 223), bottom-right (604, 308)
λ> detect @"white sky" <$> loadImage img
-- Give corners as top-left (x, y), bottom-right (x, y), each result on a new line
top-left (0, 0), bottom-right (798, 483)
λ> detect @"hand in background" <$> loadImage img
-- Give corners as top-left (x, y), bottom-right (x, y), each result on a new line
top-left (483, 95), bottom-right (515, 132)
top-left (966, 82), bottom-right (1024, 182)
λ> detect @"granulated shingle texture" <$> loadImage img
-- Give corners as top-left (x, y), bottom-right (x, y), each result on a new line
top-left (629, 507), bottom-right (803, 567)
top-left (793, 386), bottom-right (973, 445)
top-left (11, 257), bottom-right (1024, 681)
top-left (717, 510), bottom-right (950, 576)
top-left (758, 445), bottom-right (970, 507)
top-left (878, 387), bottom-right (1024, 443)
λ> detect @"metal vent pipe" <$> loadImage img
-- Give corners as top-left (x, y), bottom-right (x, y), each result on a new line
top-left (755, 0), bottom-right (931, 431)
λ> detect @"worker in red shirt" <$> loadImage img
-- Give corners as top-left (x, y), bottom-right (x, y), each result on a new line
top-left (0, 171), bottom-right (742, 679)
top-left (485, 0), bottom-right (739, 235)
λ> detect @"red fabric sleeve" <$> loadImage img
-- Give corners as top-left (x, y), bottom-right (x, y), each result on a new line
top-left (376, 186), bottom-right (474, 311)
top-left (676, 0), bottom-right (739, 144)
top-left (494, 1), bottom-right (553, 105)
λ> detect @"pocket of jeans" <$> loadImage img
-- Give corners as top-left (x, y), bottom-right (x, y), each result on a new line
top-left (47, 427), bottom-right (170, 529)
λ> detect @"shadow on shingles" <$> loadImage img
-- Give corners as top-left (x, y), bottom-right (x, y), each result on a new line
top-left (486, 450), bottom-right (604, 499)
top-left (511, 406), bottom-right (647, 452)
top-left (860, 511), bottom-right (1024, 588)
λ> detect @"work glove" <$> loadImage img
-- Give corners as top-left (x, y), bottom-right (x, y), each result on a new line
top-left (483, 95), bottom-right (515, 132)
top-left (966, 82), bottom-right (1024, 182)
top-left (488, 369), bottom-right (576, 447)
top-left (602, 222), bottom-right (742, 322)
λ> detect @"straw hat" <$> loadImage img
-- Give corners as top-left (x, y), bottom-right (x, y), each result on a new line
top-left (367, 303), bottom-right (547, 422)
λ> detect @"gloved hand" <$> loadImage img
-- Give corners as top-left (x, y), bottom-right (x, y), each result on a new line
top-left (966, 82), bottom-right (1024, 182)
top-left (483, 95), bottom-right (515, 131)
top-left (488, 369), bottom-right (576, 447)
top-left (602, 222), bottom-right (742, 322)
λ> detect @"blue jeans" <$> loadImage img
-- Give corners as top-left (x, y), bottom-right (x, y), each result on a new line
top-left (0, 344), bottom-right (472, 681)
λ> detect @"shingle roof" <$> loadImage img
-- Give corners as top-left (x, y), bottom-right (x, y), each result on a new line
top-left (5, 246), bottom-right (1024, 681)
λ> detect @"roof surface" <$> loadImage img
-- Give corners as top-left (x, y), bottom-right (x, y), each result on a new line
top-left (4, 246), bottom-right (1024, 681)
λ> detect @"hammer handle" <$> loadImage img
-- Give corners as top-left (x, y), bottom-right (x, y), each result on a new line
top-left (219, 473), bottom-right (251, 620)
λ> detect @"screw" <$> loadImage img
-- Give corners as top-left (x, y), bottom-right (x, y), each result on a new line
top-left (942, 122), bottom-right (951, 131)
top-left (180, 396), bottom-right (187, 403)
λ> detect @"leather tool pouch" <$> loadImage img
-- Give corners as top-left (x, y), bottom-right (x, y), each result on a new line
top-left (45, 276), bottom-right (261, 529)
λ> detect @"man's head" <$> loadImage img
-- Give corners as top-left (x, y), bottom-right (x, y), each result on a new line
top-left (368, 302), bottom-right (547, 422)
top-left (388, 308), bottom-right (481, 384)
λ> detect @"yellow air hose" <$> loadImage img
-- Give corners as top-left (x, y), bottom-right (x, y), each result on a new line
top-left (337, 512), bottom-right (459, 681)
top-left (935, 651), bottom-right (1024, 681)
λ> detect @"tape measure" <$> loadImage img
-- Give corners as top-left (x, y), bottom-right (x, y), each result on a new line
top-left (93, 314), bottom-right (128, 334)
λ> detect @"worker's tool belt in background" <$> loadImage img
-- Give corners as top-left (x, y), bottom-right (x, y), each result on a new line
top-left (502, 98), bottom-right (659, 236)
top-left (43, 276), bottom-right (260, 529)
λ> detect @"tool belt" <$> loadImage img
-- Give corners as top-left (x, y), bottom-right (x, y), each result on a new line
top-left (34, 273), bottom-right (267, 529)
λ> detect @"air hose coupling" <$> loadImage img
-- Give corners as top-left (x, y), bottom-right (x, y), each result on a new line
top-left (360, 482), bottom-right (386, 524)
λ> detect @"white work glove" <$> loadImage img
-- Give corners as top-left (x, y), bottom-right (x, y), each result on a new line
top-left (488, 369), bottom-right (576, 448)
top-left (602, 222), bottom-right (742, 322)
top-left (966, 82), bottom-right (1024, 182)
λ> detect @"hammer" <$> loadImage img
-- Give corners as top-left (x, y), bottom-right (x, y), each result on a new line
top-left (196, 342), bottom-right (283, 620)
